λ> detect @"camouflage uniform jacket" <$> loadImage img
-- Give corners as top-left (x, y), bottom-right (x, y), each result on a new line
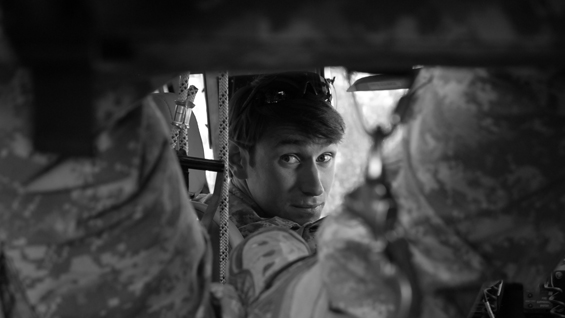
top-left (227, 203), bottom-right (403, 318)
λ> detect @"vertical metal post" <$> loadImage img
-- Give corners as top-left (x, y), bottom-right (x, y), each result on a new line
top-left (217, 72), bottom-right (230, 284)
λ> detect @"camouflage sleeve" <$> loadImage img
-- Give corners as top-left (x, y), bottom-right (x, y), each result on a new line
top-left (385, 67), bottom-right (565, 316)
top-left (0, 69), bottom-right (213, 317)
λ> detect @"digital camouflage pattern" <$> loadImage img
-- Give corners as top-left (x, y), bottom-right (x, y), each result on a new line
top-left (386, 67), bottom-right (565, 317)
top-left (228, 228), bottom-right (311, 308)
top-left (0, 69), bottom-right (212, 317)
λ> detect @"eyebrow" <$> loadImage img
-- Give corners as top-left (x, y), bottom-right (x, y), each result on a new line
top-left (274, 138), bottom-right (309, 148)
top-left (273, 137), bottom-right (334, 149)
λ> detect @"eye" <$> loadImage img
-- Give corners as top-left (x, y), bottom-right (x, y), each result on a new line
top-left (317, 153), bottom-right (334, 163)
top-left (281, 154), bottom-right (300, 164)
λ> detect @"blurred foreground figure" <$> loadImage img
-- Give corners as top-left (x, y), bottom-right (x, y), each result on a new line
top-left (385, 67), bottom-right (565, 317)
top-left (0, 69), bottom-right (212, 317)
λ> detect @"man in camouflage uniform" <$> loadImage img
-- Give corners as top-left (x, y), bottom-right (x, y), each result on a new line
top-left (212, 72), bottom-right (345, 251)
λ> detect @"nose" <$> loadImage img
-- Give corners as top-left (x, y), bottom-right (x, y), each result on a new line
top-left (299, 161), bottom-right (324, 196)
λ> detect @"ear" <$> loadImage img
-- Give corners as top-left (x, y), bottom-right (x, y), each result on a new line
top-left (229, 141), bottom-right (249, 179)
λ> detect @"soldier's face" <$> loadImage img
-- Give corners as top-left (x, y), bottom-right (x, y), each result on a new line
top-left (244, 126), bottom-right (338, 225)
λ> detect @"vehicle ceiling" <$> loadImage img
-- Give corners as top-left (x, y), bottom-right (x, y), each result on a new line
top-left (0, 0), bottom-right (564, 155)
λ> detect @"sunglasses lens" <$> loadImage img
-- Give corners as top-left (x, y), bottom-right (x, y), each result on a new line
top-left (251, 73), bottom-right (334, 106)
top-left (265, 90), bottom-right (287, 104)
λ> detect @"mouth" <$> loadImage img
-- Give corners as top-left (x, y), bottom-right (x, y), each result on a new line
top-left (288, 202), bottom-right (325, 224)
top-left (291, 203), bottom-right (324, 212)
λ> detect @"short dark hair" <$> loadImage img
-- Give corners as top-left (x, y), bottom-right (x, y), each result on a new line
top-left (229, 72), bottom-right (345, 152)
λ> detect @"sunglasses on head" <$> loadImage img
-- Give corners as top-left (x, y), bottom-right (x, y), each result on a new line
top-left (241, 72), bottom-right (334, 111)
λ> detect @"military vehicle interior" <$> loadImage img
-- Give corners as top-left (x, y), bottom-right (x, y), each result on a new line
top-left (1, 0), bottom-right (564, 317)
